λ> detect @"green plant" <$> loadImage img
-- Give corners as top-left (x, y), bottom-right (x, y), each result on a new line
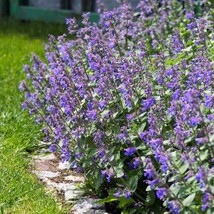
top-left (20, 1), bottom-right (214, 213)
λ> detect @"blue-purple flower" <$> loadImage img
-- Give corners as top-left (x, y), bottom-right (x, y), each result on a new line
top-left (156, 188), bottom-right (168, 200)
top-left (124, 191), bottom-right (131, 199)
top-left (124, 147), bottom-right (136, 156)
top-left (19, 1), bottom-right (214, 213)
top-left (114, 192), bottom-right (120, 198)
top-left (133, 157), bottom-right (141, 169)
top-left (49, 144), bottom-right (56, 152)
top-left (189, 117), bottom-right (202, 127)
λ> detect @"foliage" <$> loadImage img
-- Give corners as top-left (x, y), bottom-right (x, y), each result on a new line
top-left (20, 1), bottom-right (214, 213)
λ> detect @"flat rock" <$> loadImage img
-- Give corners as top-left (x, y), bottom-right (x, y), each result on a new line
top-left (71, 198), bottom-right (107, 214)
top-left (64, 189), bottom-right (84, 202)
top-left (58, 161), bottom-right (70, 170)
top-left (46, 181), bottom-right (79, 192)
top-left (31, 149), bottom-right (109, 213)
top-left (32, 153), bottom-right (56, 161)
top-left (64, 175), bottom-right (84, 182)
top-left (34, 159), bottom-right (58, 172)
top-left (32, 170), bottom-right (60, 179)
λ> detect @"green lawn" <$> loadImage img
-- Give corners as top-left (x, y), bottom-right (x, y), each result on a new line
top-left (0, 18), bottom-right (67, 214)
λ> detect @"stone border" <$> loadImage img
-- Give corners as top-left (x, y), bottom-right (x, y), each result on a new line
top-left (31, 148), bottom-right (108, 214)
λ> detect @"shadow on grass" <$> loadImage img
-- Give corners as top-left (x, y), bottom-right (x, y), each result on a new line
top-left (0, 18), bottom-right (69, 41)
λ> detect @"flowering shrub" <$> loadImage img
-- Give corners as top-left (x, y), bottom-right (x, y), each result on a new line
top-left (19, 0), bottom-right (214, 213)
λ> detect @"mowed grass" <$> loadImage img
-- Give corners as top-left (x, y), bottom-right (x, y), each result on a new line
top-left (0, 19), bottom-right (67, 214)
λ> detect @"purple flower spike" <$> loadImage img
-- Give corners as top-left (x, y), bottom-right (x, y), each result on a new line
top-left (124, 147), bottom-right (136, 156)
top-left (207, 114), bottom-right (214, 121)
top-left (19, 81), bottom-right (28, 91)
top-left (196, 166), bottom-right (206, 189)
top-left (21, 102), bottom-right (27, 110)
top-left (147, 179), bottom-right (160, 189)
top-left (196, 169), bottom-right (203, 182)
top-left (99, 101), bottom-right (106, 110)
top-left (195, 137), bottom-right (208, 145)
top-left (204, 95), bottom-right (214, 108)
top-left (142, 97), bottom-right (156, 111)
top-left (186, 12), bottom-right (194, 20)
top-left (49, 144), bottom-right (56, 152)
top-left (156, 188), bottom-right (168, 200)
top-left (101, 170), bottom-right (106, 178)
top-left (86, 109), bottom-right (97, 122)
top-left (133, 157), bottom-right (141, 169)
top-left (168, 200), bottom-right (180, 214)
top-left (201, 204), bottom-right (208, 212)
top-left (187, 22), bottom-right (197, 29)
top-left (119, 133), bottom-right (125, 140)
top-left (126, 113), bottom-right (134, 121)
top-left (107, 172), bottom-right (114, 183)
top-left (201, 192), bottom-right (212, 212)
top-left (114, 192), bottom-right (120, 198)
top-left (124, 191), bottom-right (131, 199)
top-left (203, 192), bottom-right (210, 203)
top-left (19, 1), bottom-right (214, 213)
top-left (189, 117), bottom-right (202, 127)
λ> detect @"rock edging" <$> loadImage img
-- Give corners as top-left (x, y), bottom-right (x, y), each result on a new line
top-left (31, 149), bottom-right (108, 214)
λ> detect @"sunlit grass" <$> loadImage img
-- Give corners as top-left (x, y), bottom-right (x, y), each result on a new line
top-left (0, 18), bottom-right (67, 214)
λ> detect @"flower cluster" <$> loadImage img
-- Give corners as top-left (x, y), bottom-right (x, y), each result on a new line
top-left (20, 0), bottom-right (214, 213)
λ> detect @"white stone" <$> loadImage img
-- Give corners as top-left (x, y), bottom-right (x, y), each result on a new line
top-left (32, 170), bottom-right (60, 179)
top-left (46, 180), bottom-right (57, 187)
top-left (50, 182), bottom-right (79, 192)
top-left (71, 198), bottom-right (107, 214)
top-left (32, 153), bottom-right (56, 161)
top-left (37, 141), bottom-right (51, 146)
top-left (64, 189), bottom-right (83, 201)
top-left (38, 148), bottom-right (51, 154)
top-left (58, 161), bottom-right (70, 170)
top-left (64, 175), bottom-right (84, 182)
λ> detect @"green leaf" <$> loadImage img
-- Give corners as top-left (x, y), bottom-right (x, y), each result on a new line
top-left (115, 168), bottom-right (124, 178)
top-left (134, 97), bottom-right (139, 106)
top-left (168, 174), bottom-right (181, 182)
top-left (110, 151), bottom-right (121, 162)
top-left (206, 208), bottom-right (214, 214)
top-left (182, 46), bottom-right (192, 52)
top-left (184, 137), bottom-right (194, 144)
top-left (127, 175), bottom-right (139, 192)
top-left (89, 149), bottom-right (97, 157)
top-left (178, 186), bottom-right (192, 198)
top-left (136, 144), bottom-right (146, 151)
top-left (210, 134), bottom-right (214, 144)
top-left (180, 163), bottom-right (189, 174)
top-left (94, 171), bottom-right (103, 191)
top-left (145, 190), bottom-right (156, 205)
top-left (200, 150), bottom-right (209, 161)
top-left (138, 122), bottom-right (147, 134)
top-left (101, 109), bottom-right (110, 118)
top-left (182, 193), bottom-right (196, 207)
top-left (169, 184), bottom-right (180, 196)
top-left (119, 197), bottom-right (133, 208)
top-left (138, 112), bottom-right (147, 118)
top-left (95, 196), bottom-right (118, 205)
top-left (130, 135), bottom-right (138, 140)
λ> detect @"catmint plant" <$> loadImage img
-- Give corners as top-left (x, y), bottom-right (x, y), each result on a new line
top-left (20, 0), bottom-right (214, 213)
